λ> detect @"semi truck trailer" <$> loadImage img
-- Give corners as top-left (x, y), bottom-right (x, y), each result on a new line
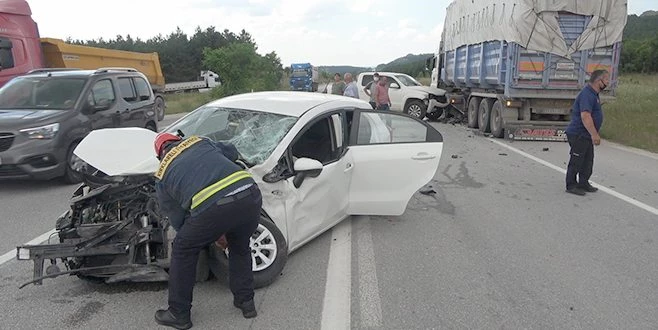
top-left (426, 0), bottom-right (627, 141)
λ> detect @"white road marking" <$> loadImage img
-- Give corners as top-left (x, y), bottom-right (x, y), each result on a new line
top-left (490, 139), bottom-right (658, 216)
top-left (355, 216), bottom-right (383, 328)
top-left (0, 229), bottom-right (57, 266)
top-left (321, 218), bottom-right (352, 330)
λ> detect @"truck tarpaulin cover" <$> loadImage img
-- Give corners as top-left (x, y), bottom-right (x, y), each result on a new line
top-left (442, 0), bottom-right (628, 58)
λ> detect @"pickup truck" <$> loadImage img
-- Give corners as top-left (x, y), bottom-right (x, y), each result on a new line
top-left (356, 71), bottom-right (449, 119)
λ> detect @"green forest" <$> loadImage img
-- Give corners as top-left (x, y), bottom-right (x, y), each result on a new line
top-left (69, 27), bottom-right (284, 97)
top-left (69, 11), bottom-right (658, 88)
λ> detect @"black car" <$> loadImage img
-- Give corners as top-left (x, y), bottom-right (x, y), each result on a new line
top-left (0, 67), bottom-right (159, 183)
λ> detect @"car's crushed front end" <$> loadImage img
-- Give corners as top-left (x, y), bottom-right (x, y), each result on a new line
top-left (15, 128), bottom-right (177, 288)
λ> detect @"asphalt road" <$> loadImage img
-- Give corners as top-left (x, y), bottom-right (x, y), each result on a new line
top-left (1, 118), bottom-right (657, 329)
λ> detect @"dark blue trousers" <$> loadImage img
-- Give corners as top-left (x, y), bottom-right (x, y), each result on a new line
top-left (168, 185), bottom-right (261, 317)
top-left (566, 134), bottom-right (595, 189)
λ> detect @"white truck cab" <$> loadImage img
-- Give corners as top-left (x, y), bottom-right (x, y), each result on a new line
top-left (356, 71), bottom-right (448, 119)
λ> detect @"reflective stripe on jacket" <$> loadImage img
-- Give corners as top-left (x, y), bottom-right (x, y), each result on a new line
top-left (154, 136), bottom-right (255, 229)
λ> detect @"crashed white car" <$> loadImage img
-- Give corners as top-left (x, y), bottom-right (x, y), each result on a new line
top-left (16, 91), bottom-right (444, 289)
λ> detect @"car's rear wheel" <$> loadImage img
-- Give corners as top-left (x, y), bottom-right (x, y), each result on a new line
top-left (208, 215), bottom-right (288, 289)
top-left (155, 96), bottom-right (165, 121)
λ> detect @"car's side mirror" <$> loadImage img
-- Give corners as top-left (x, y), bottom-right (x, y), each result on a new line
top-left (293, 157), bottom-right (323, 188)
top-left (390, 82), bottom-right (401, 89)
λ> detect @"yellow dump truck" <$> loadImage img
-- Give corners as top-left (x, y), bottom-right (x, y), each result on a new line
top-left (40, 38), bottom-right (165, 90)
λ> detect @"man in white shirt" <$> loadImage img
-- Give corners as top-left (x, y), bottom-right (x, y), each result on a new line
top-left (342, 73), bottom-right (359, 98)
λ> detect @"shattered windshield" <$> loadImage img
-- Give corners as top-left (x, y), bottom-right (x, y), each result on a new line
top-left (165, 106), bottom-right (297, 165)
top-left (0, 77), bottom-right (87, 109)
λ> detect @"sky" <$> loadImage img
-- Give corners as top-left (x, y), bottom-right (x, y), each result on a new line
top-left (27, 0), bottom-right (656, 68)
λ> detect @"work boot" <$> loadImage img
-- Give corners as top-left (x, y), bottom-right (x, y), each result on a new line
top-left (155, 309), bottom-right (193, 329)
top-left (579, 183), bottom-right (598, 192)
top-left (565, 187), bottom-right (586, 196)
top-left (233, 299), bottom-right (257, 318)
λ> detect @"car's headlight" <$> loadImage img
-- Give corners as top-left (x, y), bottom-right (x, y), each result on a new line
top-left (19, 123), bottom-right (60, 139)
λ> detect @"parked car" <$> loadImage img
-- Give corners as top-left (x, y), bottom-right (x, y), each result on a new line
top-left (0, 68), bottom-right (159, 183)
top-left (356, 71), bottom-right (449, 120)
top-left (16, 91), bottom-right (444, 289)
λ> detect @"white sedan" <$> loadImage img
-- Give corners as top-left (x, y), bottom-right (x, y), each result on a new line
top-left (64, 91), bottom-right (445, 288)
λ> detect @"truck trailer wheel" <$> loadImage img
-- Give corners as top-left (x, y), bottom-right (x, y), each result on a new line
top-left (478, 98), bottom-right (493, 133)
top-left (467, 97), bottom-right (480, 128)
top-left (490, 100), bottom-right (505, 138)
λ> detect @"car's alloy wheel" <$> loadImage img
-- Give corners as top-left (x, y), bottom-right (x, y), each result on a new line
top-left (155, 97), bottom-right (165, 121)
top-left (405, 100), bottom-right (427, 119)
top-left (63, 142), bottom-right (83, 184)
top-left (228, 222), bottom-right (278, 272)
top-left (208, 215), bottom-right (288, 289)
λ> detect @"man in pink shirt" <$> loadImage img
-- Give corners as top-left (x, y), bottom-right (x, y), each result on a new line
top-left (373, 76), bottom-right (391, 110)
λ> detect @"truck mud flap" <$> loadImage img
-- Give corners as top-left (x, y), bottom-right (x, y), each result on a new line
top-left (506, 126), bottom-right (568, 142)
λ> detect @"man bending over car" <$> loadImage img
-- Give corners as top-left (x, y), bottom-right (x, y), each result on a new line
top-left (153, 132), bottom-right (262, 329)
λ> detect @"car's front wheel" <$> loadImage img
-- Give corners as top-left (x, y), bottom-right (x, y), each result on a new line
top-left (63, 142), bottom-right (83, 184)
top-left (208, 214), bottom-right (288, 289)
top-left (404, 100), bottom-right (427, 119)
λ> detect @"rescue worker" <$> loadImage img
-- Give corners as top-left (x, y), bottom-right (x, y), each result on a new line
top-left (153, 132), bottom-right (262, 329)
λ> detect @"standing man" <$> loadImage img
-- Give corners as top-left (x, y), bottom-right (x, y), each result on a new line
top-left (363, 72), bottom-right (380, 108)
top-left (564, 69), bottom-right (609, 196)
top-left (331, 73), bottom-right (346, 95)
top-left (152, 132), bottom-right (262, 329)
top-left (343, 73), bottom-right (359, 98)
top-left (375, 76), bottom-right (391, 110)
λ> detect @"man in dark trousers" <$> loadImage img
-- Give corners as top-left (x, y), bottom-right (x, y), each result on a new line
top-left (152, 132), bottom-right (261, 329)
top-left (564, 69), bottom-right (609, 196)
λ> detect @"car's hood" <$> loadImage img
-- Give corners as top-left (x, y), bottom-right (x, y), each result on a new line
top-left (73, 127), bottom-right (160, 176)
top-left (408, 85), bottom-right (446, 96)
top-left (0, 109), bottom-right (64, 126)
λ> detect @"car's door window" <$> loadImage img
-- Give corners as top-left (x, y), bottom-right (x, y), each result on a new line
top-left (291, 114), bottom-right (343, 165)
top-left (87, 79), bottom-right (116, 106)
top-left (353, 111), bottom-right (433, 145)
top-left (133, 77), bottom-right (151, 101)
top-left (117, 77), bottom-right (137, 102)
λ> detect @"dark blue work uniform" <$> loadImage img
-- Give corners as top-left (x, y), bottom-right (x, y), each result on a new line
top-left (565, 85), bottom-right (604, 189)
top-left (155, 136), bottom-right (261, 320)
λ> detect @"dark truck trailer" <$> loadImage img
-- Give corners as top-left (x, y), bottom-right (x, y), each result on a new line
top-left (427, 0), bottom-right (626, 141)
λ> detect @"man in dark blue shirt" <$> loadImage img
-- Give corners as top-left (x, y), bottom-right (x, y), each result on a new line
top-left (564, 69), bottom-right (609, 196)
top-left (152, 132), bottom-right (262, 329)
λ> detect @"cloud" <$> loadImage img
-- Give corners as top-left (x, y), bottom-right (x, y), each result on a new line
top-left (350, 0), bottom-right (375, 13)
top-left (27, 0), bottom-right (448, 67)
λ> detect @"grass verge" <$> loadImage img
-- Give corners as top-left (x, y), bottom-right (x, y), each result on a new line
top-left (163, 92), bottom-right (214, 115)
top-left (602, 74), bottom-right (658, 153)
